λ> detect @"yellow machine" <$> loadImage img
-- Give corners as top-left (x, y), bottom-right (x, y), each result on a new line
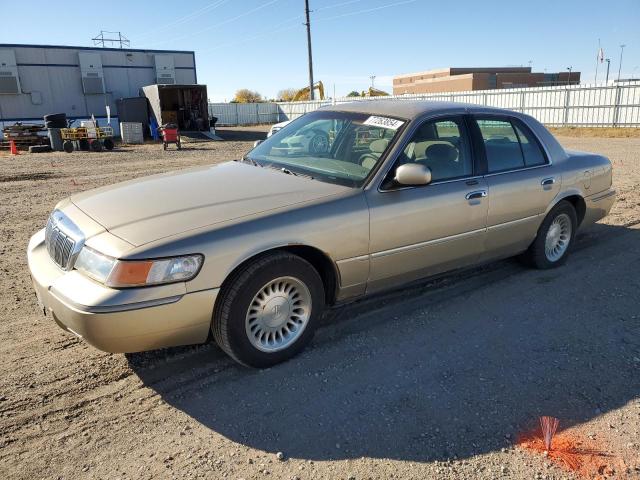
top-left (362, 87), bottom-right (390, 97)
top-left (292, 81), bottom-right (325, 101)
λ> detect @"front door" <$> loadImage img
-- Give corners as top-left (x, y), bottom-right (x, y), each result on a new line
top-left (366, 116), bottom-right (488, 293)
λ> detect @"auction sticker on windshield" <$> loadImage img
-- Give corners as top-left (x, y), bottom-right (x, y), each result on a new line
top-left (363, 116), bottom-right (404, 130)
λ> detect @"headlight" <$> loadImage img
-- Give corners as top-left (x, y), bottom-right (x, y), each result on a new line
top-left (75, 247), bottom-right (115, 283)
top-left (74, 247), bottom-right (203, 287)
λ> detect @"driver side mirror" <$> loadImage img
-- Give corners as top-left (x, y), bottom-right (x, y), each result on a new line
top-left (394, 163), bottom-right (432, 186)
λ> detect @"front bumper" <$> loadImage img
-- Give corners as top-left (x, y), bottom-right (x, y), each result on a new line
top-left (28, 229), bottom-right (218, 353)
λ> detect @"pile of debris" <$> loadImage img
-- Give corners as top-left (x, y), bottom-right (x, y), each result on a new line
top-left (1, 123), bottom-right (49, 151)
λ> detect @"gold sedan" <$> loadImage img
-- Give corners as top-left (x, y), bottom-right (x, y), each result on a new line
top-left (28, 101), bottom-right (616, 367)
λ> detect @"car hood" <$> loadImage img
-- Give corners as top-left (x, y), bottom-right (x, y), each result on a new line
top-left (70, 161), bottom-right (350, 246)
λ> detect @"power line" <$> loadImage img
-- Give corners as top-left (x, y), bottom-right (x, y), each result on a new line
top-left (197, 0), bottom-right (419, 56)
top-left (314, 0), bottom-right (366, 13)
top-left (145, 0), bottom-right (281, 47)
top-left (133, 0), bottom-right (231, 40)
top-left (203, 23), bottom-right (300, 54)
top-left (315, 0), bottom-right (419, 21)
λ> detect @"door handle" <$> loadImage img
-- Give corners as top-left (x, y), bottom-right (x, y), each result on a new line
top-left (465, 190), bottom-right (487, 200)
top-left (541, 177), bottom-right (555, 187)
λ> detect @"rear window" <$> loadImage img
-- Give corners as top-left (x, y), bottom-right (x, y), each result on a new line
top-left (513, 122), bottom-right (547, 167)
top-left (476, 119), bottom-right (524, 172)
top-left (476, 117), bottom-right (547, 173)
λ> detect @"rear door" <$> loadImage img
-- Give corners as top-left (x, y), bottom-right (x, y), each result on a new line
top-left (472, 116), bottom-right (560, 259)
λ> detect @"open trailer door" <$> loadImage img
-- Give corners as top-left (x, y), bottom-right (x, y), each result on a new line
top-left (141, 84), bottom-right (209, 131)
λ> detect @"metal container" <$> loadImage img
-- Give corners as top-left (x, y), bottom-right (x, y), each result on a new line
top-left (48, 128), bottom-right (63, 151)
top-left (120, 122), bottom-right (144, 144)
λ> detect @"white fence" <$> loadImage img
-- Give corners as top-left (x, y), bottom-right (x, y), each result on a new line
top-left (209, 82), bottom-right (640, 128)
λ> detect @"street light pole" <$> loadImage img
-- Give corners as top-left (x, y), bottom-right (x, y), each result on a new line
top-left (605, 59), bottom-right (611, 84)
top-left (566, 66), bottom-right (572, 86)
top-left (617, 44), bottom-right (626, 82)
top-left (304, 0), bottom-right (315, 100)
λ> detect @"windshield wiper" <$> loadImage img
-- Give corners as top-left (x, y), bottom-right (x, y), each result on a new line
top-left (280, 167), bottom-right (314, 180)
top-left (240, 155), bottom-right (262, 167)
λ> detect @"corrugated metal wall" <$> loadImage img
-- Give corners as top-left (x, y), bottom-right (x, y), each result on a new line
top-left (0, 44), bottom-right (197, 129)
top-left (209, 82), bottom-right (640, 127)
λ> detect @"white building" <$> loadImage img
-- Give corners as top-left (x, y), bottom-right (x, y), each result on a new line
top-left (0, 43), bottom-right (197, 130)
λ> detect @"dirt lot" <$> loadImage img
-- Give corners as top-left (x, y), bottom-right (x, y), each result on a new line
top-left (0, 128), bottom-right (639, 480)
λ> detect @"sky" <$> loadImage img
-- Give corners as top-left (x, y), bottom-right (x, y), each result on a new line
top-left (1, 0), bottom-right (639, 101)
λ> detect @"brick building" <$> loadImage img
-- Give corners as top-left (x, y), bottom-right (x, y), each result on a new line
top-left (393, 67), bottom-right (580, 95)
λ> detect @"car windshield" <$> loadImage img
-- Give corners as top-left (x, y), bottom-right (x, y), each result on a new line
top-left (246, 110), bottom-right (406, 187)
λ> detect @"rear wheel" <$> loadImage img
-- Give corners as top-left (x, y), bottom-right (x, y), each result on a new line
top-left (63, 141), bottom-right (74, 153)
top-left (522, 200), bottom-right (577, 269)
top-left (102, 138), bottom-right (114, 151)
top-left (90, 139), bottom-right (103, 152)
top-left (212, 252), bottom-right (325, 368)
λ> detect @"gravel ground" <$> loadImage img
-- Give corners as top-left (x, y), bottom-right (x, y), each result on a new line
top-left (0, 128), bottom-right (639, 480)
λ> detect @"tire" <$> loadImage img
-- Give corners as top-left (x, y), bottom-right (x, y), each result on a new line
top-left (212, 252), bottom-right (325, 368)
top-left (102, 138), bottom-right (114, 151)
top-left (63, 141), bottom-right (74, 153)
top-left (522, 200), bottom-right (578, 269)
top-left (163, 142), bottom-right (167, 150)
top-left (44, 113), bottom-right (67, 129)
top-left (90, 139), bottom-right (103, 152)
top-left (28, 145), bottom-right (52, 153)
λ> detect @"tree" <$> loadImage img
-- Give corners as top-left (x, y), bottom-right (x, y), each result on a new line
top-left (346, 90), bottom-right (361, 97)
top-left (277, 88), bottom-right (298, 102)
top-left (233, 89), bottom-right (263, 103)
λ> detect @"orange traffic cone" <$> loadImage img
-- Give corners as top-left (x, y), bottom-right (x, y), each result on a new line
top-left (9, 140), bottom-right (19, 155)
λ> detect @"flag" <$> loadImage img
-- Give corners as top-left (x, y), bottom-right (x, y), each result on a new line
top-left (598, 47), bottom-right (605, 63)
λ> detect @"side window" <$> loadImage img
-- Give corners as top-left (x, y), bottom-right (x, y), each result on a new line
top-left (513, 122), bottom-right (547, 167)
top-left (476, 119), bottom-right (525, 172)
top-left (399, 117), bottom-right (472, 182)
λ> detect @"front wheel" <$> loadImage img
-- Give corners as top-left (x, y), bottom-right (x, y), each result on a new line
top-left (522, 200), bottom-right (577, 269)
top-left (212, 252), bottom-right (325, 368)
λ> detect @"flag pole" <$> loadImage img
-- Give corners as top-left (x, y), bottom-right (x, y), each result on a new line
top-left (595, 39), bottom-right (600, 84)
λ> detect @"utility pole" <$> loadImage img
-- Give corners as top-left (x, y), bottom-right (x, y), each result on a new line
top-left (369, 75), bottom-right (376, 88)
top-left (566, 66), bottom-right (572, 86)
top-left (605, 58), bottom-right (611, 84)
top-left (304, 0), bottom-right (315, 100)
top-left (617, 44), bottom-right (626, 82)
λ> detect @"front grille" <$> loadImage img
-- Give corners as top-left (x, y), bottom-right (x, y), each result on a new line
top-left (45, 212), bottom-right (84, 270)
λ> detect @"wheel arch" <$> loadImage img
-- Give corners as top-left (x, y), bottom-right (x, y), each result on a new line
top-left (217, 244), bottom-right (341, 307)
top-left (547, 190), bottom-right (586, 226)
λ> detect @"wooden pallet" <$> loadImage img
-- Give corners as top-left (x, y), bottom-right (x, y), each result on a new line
top-left (0, 138), bottom-right (49, 151)
top-left (1, 123), bottom-right (48, 150)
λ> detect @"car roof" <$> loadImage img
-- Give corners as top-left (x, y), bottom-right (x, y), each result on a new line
top-left (320, 100), bottom-right (512, 120)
